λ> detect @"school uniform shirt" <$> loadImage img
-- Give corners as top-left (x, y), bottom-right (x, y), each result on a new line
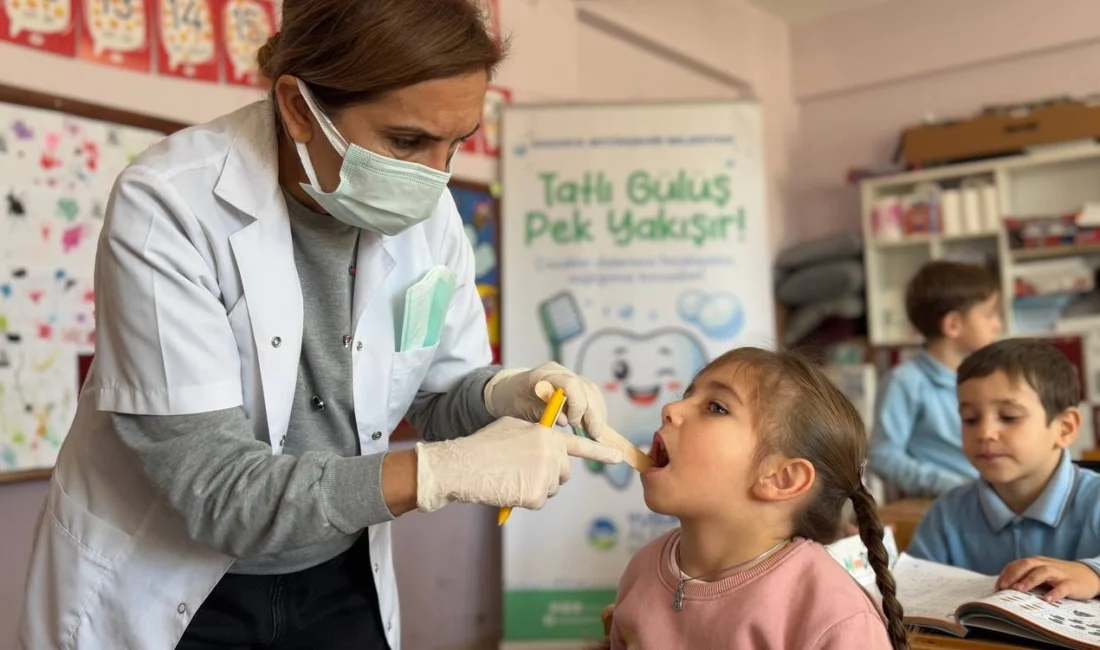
top-left (609, 532), bottom-right (892, 650)
top-left (907, 451), bottom-right (1100, 578)
top-left (868, 349), bottom-right (979, 497)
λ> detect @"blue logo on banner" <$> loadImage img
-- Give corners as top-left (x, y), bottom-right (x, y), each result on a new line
top-left (588, 518), bottom-right (619, 551)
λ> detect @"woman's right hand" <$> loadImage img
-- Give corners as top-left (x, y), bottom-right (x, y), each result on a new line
top-left (414, 416), bottom-right (623, 512)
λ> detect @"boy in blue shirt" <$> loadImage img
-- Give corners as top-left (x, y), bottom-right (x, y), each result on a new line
top-left (908, 339), bottom-right (1100, 603)
top-left (869, 261), bottom-right (1002, 497)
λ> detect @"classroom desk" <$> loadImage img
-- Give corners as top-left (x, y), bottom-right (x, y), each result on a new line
top-left (910, 632), bottom-right (1037, 649)
top-left (878, 498), bottom-right (934, 551)
top-left (603, 610), bottom-right (1029, 648)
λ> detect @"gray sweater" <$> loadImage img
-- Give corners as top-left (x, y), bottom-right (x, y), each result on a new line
top-left (111, 192), bottom-right (497, 574)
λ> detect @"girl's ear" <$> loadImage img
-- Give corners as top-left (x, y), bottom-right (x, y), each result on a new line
top-left (752, 457), bottom-right (815, 503)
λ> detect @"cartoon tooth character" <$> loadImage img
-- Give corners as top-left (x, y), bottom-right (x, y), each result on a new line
top-left (576, 327), bottom-right (707, 490)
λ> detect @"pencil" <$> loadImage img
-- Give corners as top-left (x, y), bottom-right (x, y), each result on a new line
top-left (498, 387), bottom-right (567, 526)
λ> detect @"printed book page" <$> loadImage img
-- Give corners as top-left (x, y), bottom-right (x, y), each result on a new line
top-left (962, 589), bottom-right (1100, 647)
top-left (895, 554), bottom-right (1100, 648)
top-left (893, 554), bottom-right (998, 628)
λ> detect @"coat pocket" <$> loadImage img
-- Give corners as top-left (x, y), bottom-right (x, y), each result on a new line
top-left (27, 479), bottom-right (135, 648)
top-left (386, 344), bottom-right (440, 429)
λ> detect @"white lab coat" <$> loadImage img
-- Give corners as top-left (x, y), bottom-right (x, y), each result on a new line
top-left (16, 100), bottom-right (492, 650)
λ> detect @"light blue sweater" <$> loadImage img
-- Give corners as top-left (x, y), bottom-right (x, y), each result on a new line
top-left (868, 349), bottom-right (978, 497)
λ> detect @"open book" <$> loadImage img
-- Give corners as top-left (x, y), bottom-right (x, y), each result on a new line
top-left (894, 554), bottom-right (1100, 649)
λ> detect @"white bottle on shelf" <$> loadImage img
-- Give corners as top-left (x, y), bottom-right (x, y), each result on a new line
top-left (980, 182), bottom-right (1001, 233)
top-left (960, 180), bottom-right (983, 234)
top-left (941, 189), bottom-right (962, 235)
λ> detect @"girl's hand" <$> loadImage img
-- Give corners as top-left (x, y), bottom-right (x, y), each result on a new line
top-left (997, 556), bottom-right (1100, 602)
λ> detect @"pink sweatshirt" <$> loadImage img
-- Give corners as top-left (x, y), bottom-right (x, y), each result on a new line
top-left (610, 531), bottom-right (892, 650)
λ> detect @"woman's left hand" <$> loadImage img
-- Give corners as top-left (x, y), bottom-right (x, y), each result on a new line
top-left (484, 362), bottom-right (608, 440)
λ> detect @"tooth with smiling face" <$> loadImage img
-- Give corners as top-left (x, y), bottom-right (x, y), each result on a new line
top-left (576, 327), bottom-right (707, 490)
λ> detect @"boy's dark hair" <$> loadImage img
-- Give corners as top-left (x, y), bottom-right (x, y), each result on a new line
top-left (958, 339), bottom-right (1081, 423)
top-left (905, 261), bottom-right (999, 340)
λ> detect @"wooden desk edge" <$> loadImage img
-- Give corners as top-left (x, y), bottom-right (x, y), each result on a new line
top-left (911, 632), bottom-right (1028, 649)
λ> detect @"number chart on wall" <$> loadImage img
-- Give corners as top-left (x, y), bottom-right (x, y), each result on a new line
top-left (0, 86), bottom-right (179, 481)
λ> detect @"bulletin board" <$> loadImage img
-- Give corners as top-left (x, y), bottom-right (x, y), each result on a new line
top-left (0, 84), bottom-right (184, 483)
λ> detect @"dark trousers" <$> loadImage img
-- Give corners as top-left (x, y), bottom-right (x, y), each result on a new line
top-left (176, 535), bottom-right (390, 649)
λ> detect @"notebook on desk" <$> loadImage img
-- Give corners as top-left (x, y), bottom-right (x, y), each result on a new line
top-left (894, 554), bottom-right (1100, 650)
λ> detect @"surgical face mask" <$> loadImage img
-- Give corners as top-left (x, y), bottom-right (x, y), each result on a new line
top-left (293, 78), bottom-right (452, 235)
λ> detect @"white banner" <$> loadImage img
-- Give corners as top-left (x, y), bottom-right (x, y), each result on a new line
top-left (500, 101), bottom-right (775, 644)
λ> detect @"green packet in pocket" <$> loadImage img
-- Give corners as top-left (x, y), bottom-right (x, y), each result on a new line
top-left (399, 266), bottom-right (456, 352)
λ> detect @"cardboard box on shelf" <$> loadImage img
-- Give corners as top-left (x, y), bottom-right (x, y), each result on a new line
top-left (897, 98), bottom-right (1100, 168)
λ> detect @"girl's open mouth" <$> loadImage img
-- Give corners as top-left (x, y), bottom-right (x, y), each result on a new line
top-left (648, 433), bottom-right (670, 468)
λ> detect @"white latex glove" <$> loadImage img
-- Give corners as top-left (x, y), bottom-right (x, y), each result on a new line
top-left (483, 362), bottom-right (608, 440)
top-left (415, 416), bottom-right (623, 512)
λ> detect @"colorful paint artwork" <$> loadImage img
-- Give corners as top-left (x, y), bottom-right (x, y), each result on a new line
top-left (0, 100), bottom-right (164, 475)
top-left (0, 342), bottom-right (78, 472)
top-left (450, 182), bottom-right (500, 362)
top-left (0, 266), bottom-right (97, 349)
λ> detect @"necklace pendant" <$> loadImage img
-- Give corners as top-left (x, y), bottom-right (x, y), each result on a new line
top-left (672, 581), bottom-right (685, 612)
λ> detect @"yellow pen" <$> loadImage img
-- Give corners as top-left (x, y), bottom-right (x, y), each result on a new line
top-left (498, 387), bottom-right (567, 526)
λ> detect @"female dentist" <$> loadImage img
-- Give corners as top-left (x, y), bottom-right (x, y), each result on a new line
top-left (17, 1), bottom-right (621, 648)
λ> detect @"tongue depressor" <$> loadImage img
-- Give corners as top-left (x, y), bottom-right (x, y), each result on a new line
top-left (534, 380), bottom-right (655, 471)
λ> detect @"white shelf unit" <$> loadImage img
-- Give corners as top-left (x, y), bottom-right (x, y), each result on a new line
top-left (861, 142), bottom-right (1100, 347)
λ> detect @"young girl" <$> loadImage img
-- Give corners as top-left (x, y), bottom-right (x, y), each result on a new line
top-left (601, 347), bottom-right (908, 650)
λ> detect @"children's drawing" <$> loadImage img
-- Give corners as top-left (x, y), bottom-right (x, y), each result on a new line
top-left (452, 185), bottom-right (499, 285)
top-left (84, 0), bottom-right (149, 61)
top-left (575, 326), bottom-right (707, 490)
top-left (465, 223), bottom-right (497, 279)
top-left (222, 0), bottom-right (274, 86)
top-left (158, 0), bottom-right (217, 78)
top-left (0, 0), bottom-right (75, 53)
top-left (451, 183), bottom-right (500, 362)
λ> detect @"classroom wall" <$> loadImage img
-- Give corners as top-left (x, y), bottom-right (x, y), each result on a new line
top-left (576, 0), bottom-right (798, 249)
top-left (786, 0), bottom-right (1100, 246)
top-left (0, 2), bottom-right (791, 649)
